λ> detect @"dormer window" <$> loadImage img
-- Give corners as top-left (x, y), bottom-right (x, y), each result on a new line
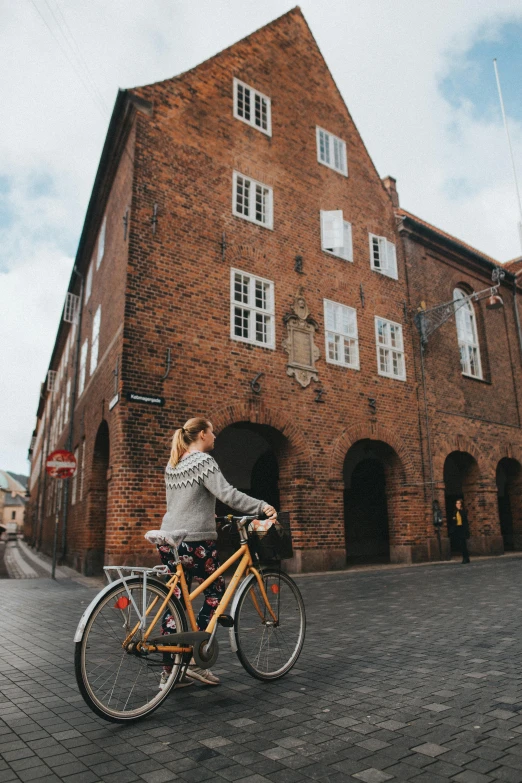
top-left (233, 79), bottom-right (271, 136)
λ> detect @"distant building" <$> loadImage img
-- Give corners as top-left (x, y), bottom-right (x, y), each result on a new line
top-left (0, 470), bottom-right (27, 533)
top-left (27, 8), bottom-right (522, 575)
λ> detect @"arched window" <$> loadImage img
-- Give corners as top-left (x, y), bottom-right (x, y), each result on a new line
top-left (453, 288), bottom-right (482, 378)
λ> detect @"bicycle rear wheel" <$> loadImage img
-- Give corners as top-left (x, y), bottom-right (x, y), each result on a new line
top-left (75, 578), bottom-right (187, 722)
top-left (234, 569), bottom-right (305, 680)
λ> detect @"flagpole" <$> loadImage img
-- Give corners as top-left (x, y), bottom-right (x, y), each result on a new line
top-left (493, 58), bottom-right (522, 253)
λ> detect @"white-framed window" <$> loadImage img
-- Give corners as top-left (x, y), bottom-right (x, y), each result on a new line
top-left (230, 268), bottom-right (275, 349)
top-left (233, 78), bottom-right (271, 136)
top-left (71, 446), bottom-right (79, 505)
top-left (369, 234), bottom-right (398, 279)
top-left (64, 332), bottom-right (70, 370)
top-left (57, 396), bottom-right (64, 437)
top-left (324, 300), bottom-right (359, 369)
top-left (320, 211), bottom-right (353, 261)
top-left (85, 264), bottom-right (93, 304)
top-left (79, 339), bottom-right (88, 396)
top-left (375, 317), bottom-right (406, 380)
top-left (453, 288), bottom-right (483, 378)
top-left (233, 172), bottom-right (273, 229)
top-left (316, 127), bottom-right (348, 176)
top-left (90, 306), bottom-right (101, 375)
top-left (96, 216), bottom-right (106, 269)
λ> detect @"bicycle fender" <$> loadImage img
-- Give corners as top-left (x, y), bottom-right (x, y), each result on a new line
top-left (73, 576), bottom-right (168, 643)
top-left (226, 571), bottom-right (261, 653)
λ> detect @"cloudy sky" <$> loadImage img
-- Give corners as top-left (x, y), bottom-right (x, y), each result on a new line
top-left (2, 0), bottom-right (522, 474)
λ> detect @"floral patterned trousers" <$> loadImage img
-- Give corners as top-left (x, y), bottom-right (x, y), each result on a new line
top-left (157, 539), bottom-right (225, 632)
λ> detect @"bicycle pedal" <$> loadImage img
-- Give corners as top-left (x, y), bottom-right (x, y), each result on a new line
top-left (217, 614), bottom-right (234, 628)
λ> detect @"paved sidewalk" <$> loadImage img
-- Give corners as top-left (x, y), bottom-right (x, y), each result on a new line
top-left (2, 557), bottom-right (522, 783)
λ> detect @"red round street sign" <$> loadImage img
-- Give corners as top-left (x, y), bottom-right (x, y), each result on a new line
top-left (46, 449), bottom-right (77, 479)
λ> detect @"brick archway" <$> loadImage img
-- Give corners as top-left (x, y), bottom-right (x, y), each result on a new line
top-left (85, 419), bottom-right (110, 576)
top-left (490, 442), bottom-right (522, 474)
top-left (210, 401), bottom-right (312, 476)
top-left (328, 422), bottom-right (415, 483)
top-left (433, 435), bottom-right (486, 481)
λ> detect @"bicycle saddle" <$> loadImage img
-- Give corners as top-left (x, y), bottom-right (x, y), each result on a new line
top-left (144, 529), bottom-right (187, 548)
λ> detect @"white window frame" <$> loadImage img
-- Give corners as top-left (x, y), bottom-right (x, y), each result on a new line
top-left (369, 234), bottom-right (398, 280)
top-left (453, 288), bottom-right (483, 379)
top-left (79, 339), bottom-right (88, 396)
top-left (375, 316), bottom-right (406, 381)
top-left (232, 172), bottom-right (273, 229)
top-left (320, 211), bottom-right (353, 261)
top-left (96, 216), bottom-right (106, 269)
top-left (57, 395), bottom-right (63, 437)
top-left (233, 78), bottom-right (272, 136)
top-left (85, 264), bottom-right (93, 304)
top-left (64, 378), bottom-right (71, 425)
top-left (90, 305), bottom-right (101, 376)
top-left (316, 126), bottom-right (348, 176)
top-left (324, 299), bottom-right (359, 370)
top-left (64, 331), bottom-right (70, 369)
top-left (230, 268), bottom-right (275, 349)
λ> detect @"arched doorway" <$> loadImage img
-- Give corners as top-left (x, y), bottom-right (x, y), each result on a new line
top-left (343, 439), bottom-right (401, 564)
top-left (212, 423), bottom-right (285, 513)
top-left (443, 451), bottom-right (478, 553)
top-left (496, 458), bottom-right (522, 551)
top-left (85, 421), bottom-right (109, 575)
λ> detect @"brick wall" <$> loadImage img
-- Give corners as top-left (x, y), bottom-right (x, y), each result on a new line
top-left (33, 124), bottom-right (135, 573)
top-left (100, 8), bottom-right (426, 571)
top-left (400, 214), bottom-right (522, 556)
top-left (30, 8), bottom-right (522, 574)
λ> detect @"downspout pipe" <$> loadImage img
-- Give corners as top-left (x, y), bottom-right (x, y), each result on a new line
top-left (513, 277), bottom-right (522, 364)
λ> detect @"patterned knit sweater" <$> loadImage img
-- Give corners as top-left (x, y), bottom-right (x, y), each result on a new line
top-left (161, 451), bottom-right (266, 541)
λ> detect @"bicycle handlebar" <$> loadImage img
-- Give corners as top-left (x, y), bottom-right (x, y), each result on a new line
top-left (216, 513), bottom-right (279, 531)
top-left (216, 514), bottom-right (258, 530)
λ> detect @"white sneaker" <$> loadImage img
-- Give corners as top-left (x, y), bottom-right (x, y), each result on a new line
top-left (186, 665), bottom-right (220, 686)
top-left (158, 669), bottom-right (194, 691)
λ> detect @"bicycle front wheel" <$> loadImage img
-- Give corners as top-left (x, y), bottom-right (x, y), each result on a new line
top-left (235, 569), bottom-right (306, 680)
top-left (75, 578), bottom-right (187, 722)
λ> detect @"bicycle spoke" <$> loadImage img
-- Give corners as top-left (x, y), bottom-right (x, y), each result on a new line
top-left (78, 581), bottom-right (186, 720)
top-left (235, 571), bottom-right (305, 679)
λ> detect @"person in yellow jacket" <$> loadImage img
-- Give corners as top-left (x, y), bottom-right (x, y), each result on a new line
top-left (451, 498), bottom-right (471, 564)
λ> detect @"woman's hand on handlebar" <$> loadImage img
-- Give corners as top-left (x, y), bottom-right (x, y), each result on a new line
top-left (262, 504), bottom-right (277, 520)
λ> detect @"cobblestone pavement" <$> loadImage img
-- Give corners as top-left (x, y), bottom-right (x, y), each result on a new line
top-left (3, 557), bottom-right (522, 783)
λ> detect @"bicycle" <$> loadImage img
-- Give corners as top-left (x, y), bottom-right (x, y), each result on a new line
top-left (74, 515), bottom-right (306, 723)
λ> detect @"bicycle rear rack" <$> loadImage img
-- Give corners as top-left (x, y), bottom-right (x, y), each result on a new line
top-left (103, 565), bottom-right (170, 630)
top-left (104, 564), bottom-right (170, 583)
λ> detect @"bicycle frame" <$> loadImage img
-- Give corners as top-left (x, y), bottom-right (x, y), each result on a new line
top-left (122, 538), bottom-right (278, 656)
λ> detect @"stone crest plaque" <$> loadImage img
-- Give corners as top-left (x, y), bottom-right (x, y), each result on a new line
top-left (282, 289), bottom-right (320, 387)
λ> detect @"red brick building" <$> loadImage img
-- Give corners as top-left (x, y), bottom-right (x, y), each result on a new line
top-left (396, 204), bottom-right (522, 557)
top-left (26, 8), bottom-right (522, 574)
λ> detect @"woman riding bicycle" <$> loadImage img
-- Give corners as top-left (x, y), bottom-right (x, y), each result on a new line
top-left (158, 416), bottom-right (276, 688)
